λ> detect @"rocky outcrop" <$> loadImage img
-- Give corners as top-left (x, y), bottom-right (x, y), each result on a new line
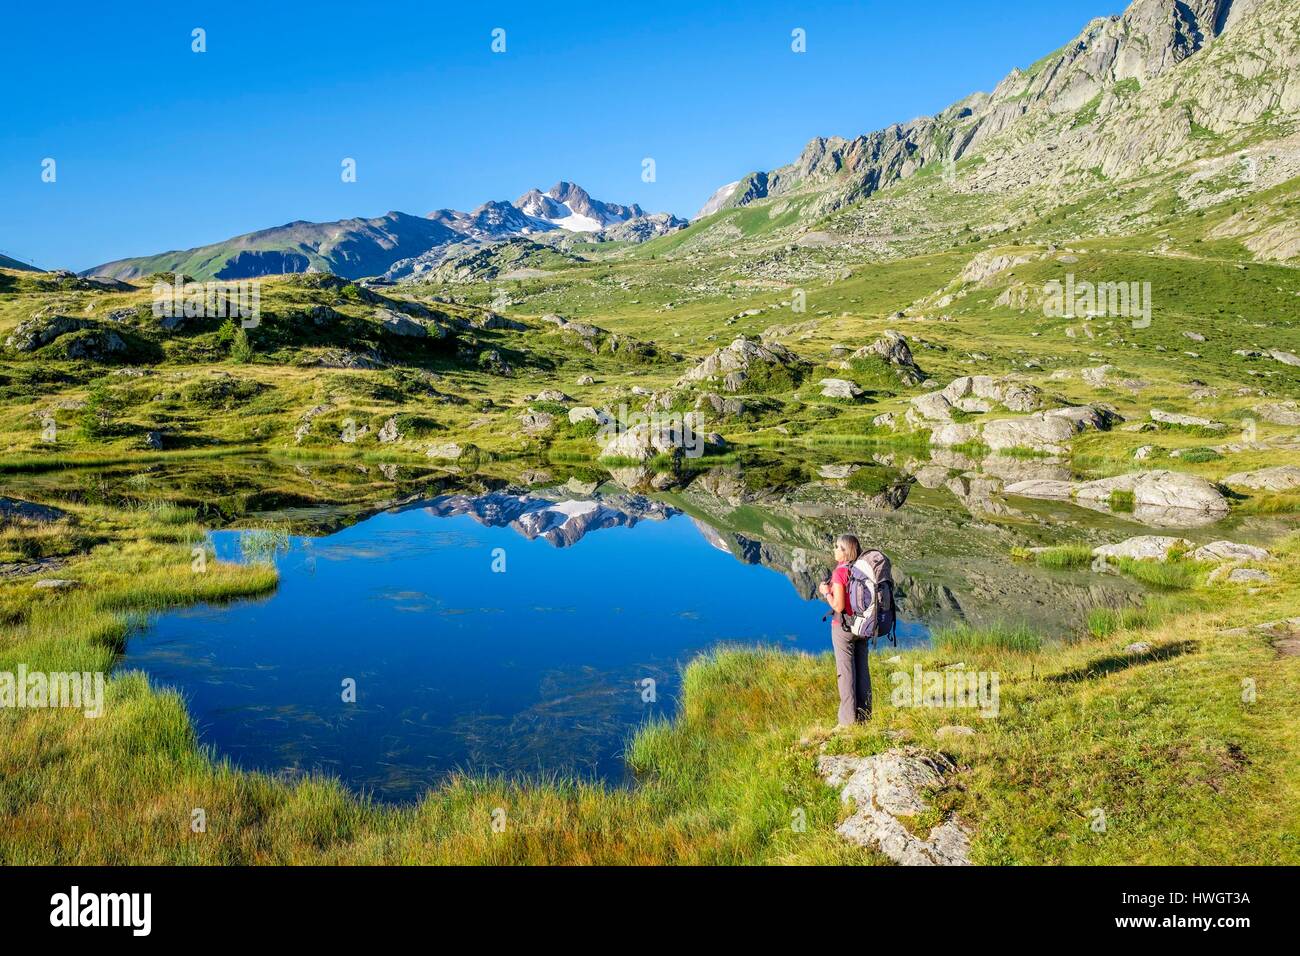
top-left (597, 212), bottom-right (689, 242)
top-left (377, 307), bottom-right (447, 339)
top-left (984, 407), bottom-right (1115, 454)
top-left (1254, 403), bottom-right (1300, 426)
top-left (293, 403), bottom-right (334, 444)
top-left (818, 749), bottom-right (971, 866)
top-left (599, 421), bottom-right (720, 461)
top-left (5, 315), bottom-right (94, 352)
top-left (1151, 408), bottom-right (1224, 430)
top-left (925, 404), bottom-right (1116, 453)
top-left (519, 411), bottom-right (555, 434)
top-left (1093, 535), bottom-right (1192, 561)
top-left (568, 406), bottom-right (612, 426)
top-left (847, 331), bottom-right (925, 384)
top-left (1222, 465), bottom-right (1300, 492)
top-left (910, 376), bottom-right (1054, 437)
top-left (472, 311), bottom-right (527, 332)
top-left (678, 336), bottom-right (808, 391)
top-left (1190, 540), bottom-right (1269, 562)
top-left (0, 497), bottom-right (70, 524)
top-left (943, 375), bottom-right (1044, 413)
top-left (426, 442), bottom-right (466, 460)
top-left (1006, 469), bottom-right (1230, 524)
top-left (1074, 471), bottom-right (1228, 516)
top-left (819, 378), bottom-right (864, 400)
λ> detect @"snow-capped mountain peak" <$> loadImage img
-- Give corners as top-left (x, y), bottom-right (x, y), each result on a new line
top-left (513, 182), bottom-right (645, 233)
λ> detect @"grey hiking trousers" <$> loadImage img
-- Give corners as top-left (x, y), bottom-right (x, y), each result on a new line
top-left (831, 625), bottom-right (872, 725)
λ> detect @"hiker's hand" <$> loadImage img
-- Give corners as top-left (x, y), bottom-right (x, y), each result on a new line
top-left (817, 582), bottom-right (829, 597)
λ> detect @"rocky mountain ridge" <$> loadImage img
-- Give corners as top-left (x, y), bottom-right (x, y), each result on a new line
top-left (694, 0), bottom-right (1298, 238)
top-left (83, 181), bottom-right (685, 283)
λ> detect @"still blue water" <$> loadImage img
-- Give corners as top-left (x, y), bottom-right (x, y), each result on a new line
top-left (125, 497), bottom-right (927, 802)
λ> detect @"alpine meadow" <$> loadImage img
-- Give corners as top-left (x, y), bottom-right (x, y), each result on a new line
top-left (2, 0), bottom-right (1299, 896)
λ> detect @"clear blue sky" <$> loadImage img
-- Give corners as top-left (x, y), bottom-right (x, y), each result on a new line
top-left (1, 0), bottom-right (1118, 272)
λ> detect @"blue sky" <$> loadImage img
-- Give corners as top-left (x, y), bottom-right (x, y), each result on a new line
top-left (1, 0), bottom-right (1118, 272)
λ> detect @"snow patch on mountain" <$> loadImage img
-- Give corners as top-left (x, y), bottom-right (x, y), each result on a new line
top-left (695, 180), bottom-right (740, 220)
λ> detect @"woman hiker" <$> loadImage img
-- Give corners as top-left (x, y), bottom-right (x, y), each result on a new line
top-left (817, 533), bottom-right (871, 725)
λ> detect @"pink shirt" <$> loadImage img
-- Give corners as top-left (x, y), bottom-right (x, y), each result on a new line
top-left (831, 563), bottom-right (854, 615)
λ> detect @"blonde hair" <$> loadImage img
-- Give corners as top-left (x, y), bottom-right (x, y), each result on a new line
top-left (835, 534), bottom-right (861, 560)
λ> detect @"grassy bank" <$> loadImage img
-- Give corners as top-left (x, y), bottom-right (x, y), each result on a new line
top-left (2, 495), bottom-right (1297, 864)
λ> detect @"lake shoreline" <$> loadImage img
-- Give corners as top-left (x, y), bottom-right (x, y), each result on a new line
top-left (2, 454), bottom-right (1297, 864)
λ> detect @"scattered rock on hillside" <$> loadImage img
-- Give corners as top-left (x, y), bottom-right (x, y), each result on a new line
top-left (1227, 568), bottom-right (1271, 584)
top-left (426, 442), bottom-right (465, 460)
top-left (0, 498), bottom-right (70, 524)
top-left (934, 725), bottom-right (976, 740)
top-left (1006, 470), bottom-right (1229, 523)
top-left (1081, 364), bottom-right (1117, 388)
top-left (818, 463), bottom-right (862, 480)
top-left (377, 417), bottom-right (401, 444)
top-left (907, 391), bottom-right (956, 425)
top-left (678, 336), bottom-right (808, 389)
top-left (600, 421), bottom-right (716, 461)
top-left (1151, 408), bottom-right (1225, 430)
top-left (34, 578), bottom-right (80, 590)
top-left (377, 308), bottom-right (436, 338)
top-left (981, 406), bottom-right (1116, 454)
top-left (1189, 540), bottom-right (1269, 562)
top-left (1073, 470), bottom-right (1229, 518)
top-left (941, 376), bottom-right (1039, 413)
top-left (294, 403), bottom-right (334, 444)
top-left (818, 749), bottom-right (971, 866)
top-left (568, 406), bottom-right (611, 426)
top-left (1255, 402), bottom-right (1300, 426)
top-left (305, 348), bottom-right (388, 370)
top-left (473, 311), bottom-right (527, 331)
top-left (694, 393), bottom-right (749, 420)
top-left (1092, 535), bottom-right (1193, 561)
top-left (958, 250), bottom-right (1033, 286)
top-left (519, 411), bottom-right (554, 434)
top-left (929, 421), bottom-right (982, 447)
top-left (848, 331), bottom-right (925, 384)
top-left (1219, 618), bottom-right (1300, 657)
top-left (339, 422), bottom-right (369, 444)
top-left (5, 315), bottom-right (94, 352)
top-left (1269, 350), bottom-right (1300, 368)
top-left (1221, 465), bottom-right (1300, 492)
top-left (820, 378), bottom-right (864, 400)
top-left (66, 329), bottom-right (130, 362)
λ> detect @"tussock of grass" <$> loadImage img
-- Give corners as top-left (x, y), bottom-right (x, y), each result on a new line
top-left (1087, 605), bottom-right (1154, 639)
top-left (1014, 544), bottom-right (1094, 569)
top-left (1235, 493), bottom-right (1300, 515)
top-left (931, 622), bottom-right (1043, 653)
top-left (1114, 557), bottom-right (1202, 590)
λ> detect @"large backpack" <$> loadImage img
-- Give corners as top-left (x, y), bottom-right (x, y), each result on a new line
top-left (842, 550), bottom-right (897, 646)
